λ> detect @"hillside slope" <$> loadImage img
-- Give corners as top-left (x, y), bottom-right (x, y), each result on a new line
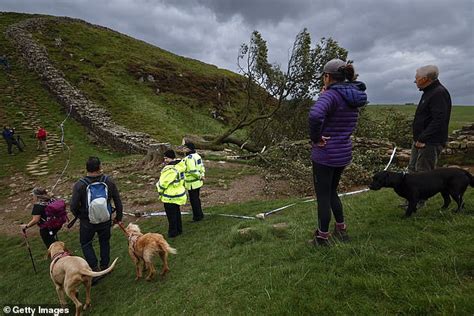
top-left (0, 12), bottom-right (121, 200)
top-left (19, 14), bottom-right (249, 143)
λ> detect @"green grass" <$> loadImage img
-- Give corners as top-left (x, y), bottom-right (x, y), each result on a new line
top-left (367, 105), bottom-right (474, 134)
top-left (28, 17), bottom-right (249, 143)
top-left (0, 13), bottom-right (123, 201)
top-left (1, 189), bottom-right (473, 314)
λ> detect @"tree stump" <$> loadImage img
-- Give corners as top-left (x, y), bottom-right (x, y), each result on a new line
top-left (139, 143), bottom-right (170, 170)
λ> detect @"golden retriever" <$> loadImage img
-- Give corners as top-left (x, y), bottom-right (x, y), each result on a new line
top-left (125, 223), bottom-right (177, 281)
top-left (47, 241), bottom-right (118, 316)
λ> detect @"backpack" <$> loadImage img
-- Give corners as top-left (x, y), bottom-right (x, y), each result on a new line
top-left (37, 128), bottom-right (46, 139)
top-left (39, 199), bottom-right (68, 230)
top-left (80, 176), bottom-right (112, 224)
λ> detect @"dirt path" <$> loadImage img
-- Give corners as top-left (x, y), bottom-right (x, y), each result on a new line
top-left (0, 159), bottom-right (291, 236)
top-left (1, 154), bottom-right (472, 237)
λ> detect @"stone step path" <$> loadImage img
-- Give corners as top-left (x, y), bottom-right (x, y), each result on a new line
top-left (4, 73), bottom-right (66, 177)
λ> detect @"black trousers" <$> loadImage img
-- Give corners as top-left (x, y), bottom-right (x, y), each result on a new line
top-left (189, 188), bottom-right (204, 221)
top-left (39, 228), bottom-right (59, 249)
top-left (5, 138), bottom-right (22, 154)
top-left (80, 220), bottom-right (111, 270)
top-left (312, 162), bottom-right (345, 232)
top-left (164, 203), bottom-right (182, 238)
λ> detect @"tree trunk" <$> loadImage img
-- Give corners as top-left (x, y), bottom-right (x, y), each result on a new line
top-left (221, 136), bottom-right (261, 152)
top-left (139, 144), bottom-right (170, 170)
top-left (183, 134), bottom-right (261, 153)
top-left (182, 135), bottom-right (225, 151)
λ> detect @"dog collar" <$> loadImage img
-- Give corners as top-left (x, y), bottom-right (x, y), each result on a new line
top-left (51, 251), bottom-right (70, 261)
top-left (50, 251), bottom-right (71, 273)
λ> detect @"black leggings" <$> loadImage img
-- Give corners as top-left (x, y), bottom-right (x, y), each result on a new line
top-left (312, 162), bottom-right (345, 232)
top-left (39, 228), bottom-right (59, 249)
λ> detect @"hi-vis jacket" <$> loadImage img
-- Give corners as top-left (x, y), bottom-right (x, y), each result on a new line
top-left (184, 153), bottom-right (205, 190)
top-left (156, 160), bottom-right (187, 205)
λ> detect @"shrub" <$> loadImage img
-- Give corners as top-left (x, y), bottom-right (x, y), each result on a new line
top-left (355, 107), bottom-right (413, 148)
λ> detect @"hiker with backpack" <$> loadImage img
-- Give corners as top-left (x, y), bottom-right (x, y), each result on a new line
top-left (20, 187), bottom-right (67, 248)
top-left (70, 156), bottom-right (123, 283)
top-left (2, 126), bottom-right (23, 155)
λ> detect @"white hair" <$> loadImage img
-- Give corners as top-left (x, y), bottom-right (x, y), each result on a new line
top-left (416, 65), bottom-right (439, 80)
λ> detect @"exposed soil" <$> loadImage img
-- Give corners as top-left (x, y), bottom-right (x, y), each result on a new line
top-left (1, 153), bottom-right (472, 237)
top-left (0, 158), bottom-right (296, 236)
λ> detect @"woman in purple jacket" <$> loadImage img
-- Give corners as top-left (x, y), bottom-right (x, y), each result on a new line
top-left (308, 59), bottom-right (367, 246)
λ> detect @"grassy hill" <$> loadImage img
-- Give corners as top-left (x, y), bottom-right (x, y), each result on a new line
top-left (1, 12), bottom-right (473, 315)
top-left (1, 189), bottom-right (473, 314)
top-left (0, 13), bottom-right (122, 189)
top-left (26, 15), bottom-right (250, 144)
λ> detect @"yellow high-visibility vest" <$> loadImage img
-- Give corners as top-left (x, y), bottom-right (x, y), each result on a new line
top-left (156, 160), bottom-right (187, 205)
top-left (184, 153), bottom-right (205, 190)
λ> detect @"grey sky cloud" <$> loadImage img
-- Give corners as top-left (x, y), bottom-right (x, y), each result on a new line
top-left (1, 0), bottom-right (473, 104)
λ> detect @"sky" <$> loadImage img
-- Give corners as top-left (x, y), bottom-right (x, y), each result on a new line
top-left (1, 0), bottom-right (473, 105)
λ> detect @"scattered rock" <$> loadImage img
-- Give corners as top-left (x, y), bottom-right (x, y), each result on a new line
top-left (238, 227), bottom-right (254, 235)
top-left (272, 222), bottom-right (289, 230)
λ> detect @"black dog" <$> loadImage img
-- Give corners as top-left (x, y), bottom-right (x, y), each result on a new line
top-left (369, 168), bottom-right (473, 217)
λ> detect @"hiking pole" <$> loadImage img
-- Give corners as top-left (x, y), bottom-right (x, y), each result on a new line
top-left (21, 228), bottom-right (37, 274)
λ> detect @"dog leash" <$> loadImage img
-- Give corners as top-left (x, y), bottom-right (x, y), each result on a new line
top-left (255, 147), bottom-right (398, 219)
top-left (116, 222), bottom-right (129, 237)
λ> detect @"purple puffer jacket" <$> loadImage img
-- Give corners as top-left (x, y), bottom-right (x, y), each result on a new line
top-left (308, 82), bottom-right (367, 167)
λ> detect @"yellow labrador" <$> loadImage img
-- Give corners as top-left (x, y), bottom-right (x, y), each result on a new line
top-left (48, 241), bottom-right (118, 316)
top-left (125, 223), bottom-right (177, 281)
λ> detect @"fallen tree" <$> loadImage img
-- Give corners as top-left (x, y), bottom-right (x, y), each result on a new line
top-left (195, 31), bottom-right (349, 152)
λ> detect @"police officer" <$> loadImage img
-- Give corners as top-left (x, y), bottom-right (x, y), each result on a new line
top-left (156, 150), bottom-right (187, 237)
top-left (183, 142), bottom-right (205, 221)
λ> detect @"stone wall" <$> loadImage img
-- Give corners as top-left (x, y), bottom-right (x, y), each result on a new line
top-left (5, 17), bottom-right (167, 154)
top-left (446, 123), bottom-right (474, 155)
top-left (355, 122), bottom-right (474, 165)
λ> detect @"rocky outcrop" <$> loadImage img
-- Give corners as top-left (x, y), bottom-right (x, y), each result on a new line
top-left (5, 17), bottom-right (167, 154)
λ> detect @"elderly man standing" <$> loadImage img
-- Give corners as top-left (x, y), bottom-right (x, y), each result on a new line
top-left (409, 65), bottom-right (452, 173)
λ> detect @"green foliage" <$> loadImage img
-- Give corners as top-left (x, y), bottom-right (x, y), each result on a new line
top-left (355, 106), bottom-right (413, 148)
top-left (368, 104), bottom-right (474, 134)
top-left (240, 31), bottom-right (348, 147)
top-left (248, 99), bottom-right (312, 146)
top-left (312, 37), bottom-right (349, 91)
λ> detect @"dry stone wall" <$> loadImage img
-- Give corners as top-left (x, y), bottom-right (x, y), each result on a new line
top-left (446, 123), bottom-right (474, 155)
top-left (5, 17), bottom-right (167, 154)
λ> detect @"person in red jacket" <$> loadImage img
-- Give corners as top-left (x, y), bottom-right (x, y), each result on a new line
top-left (36, 126), bottom-right (47, 151)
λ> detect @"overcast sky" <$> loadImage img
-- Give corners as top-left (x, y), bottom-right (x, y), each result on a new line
top-left (1, 0), bottom-right (473, 105)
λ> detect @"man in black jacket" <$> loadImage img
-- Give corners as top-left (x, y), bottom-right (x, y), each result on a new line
top-left (409, 65), bottom-right (452, 173)
top-left (70, 157), bottom-right (123, 284)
